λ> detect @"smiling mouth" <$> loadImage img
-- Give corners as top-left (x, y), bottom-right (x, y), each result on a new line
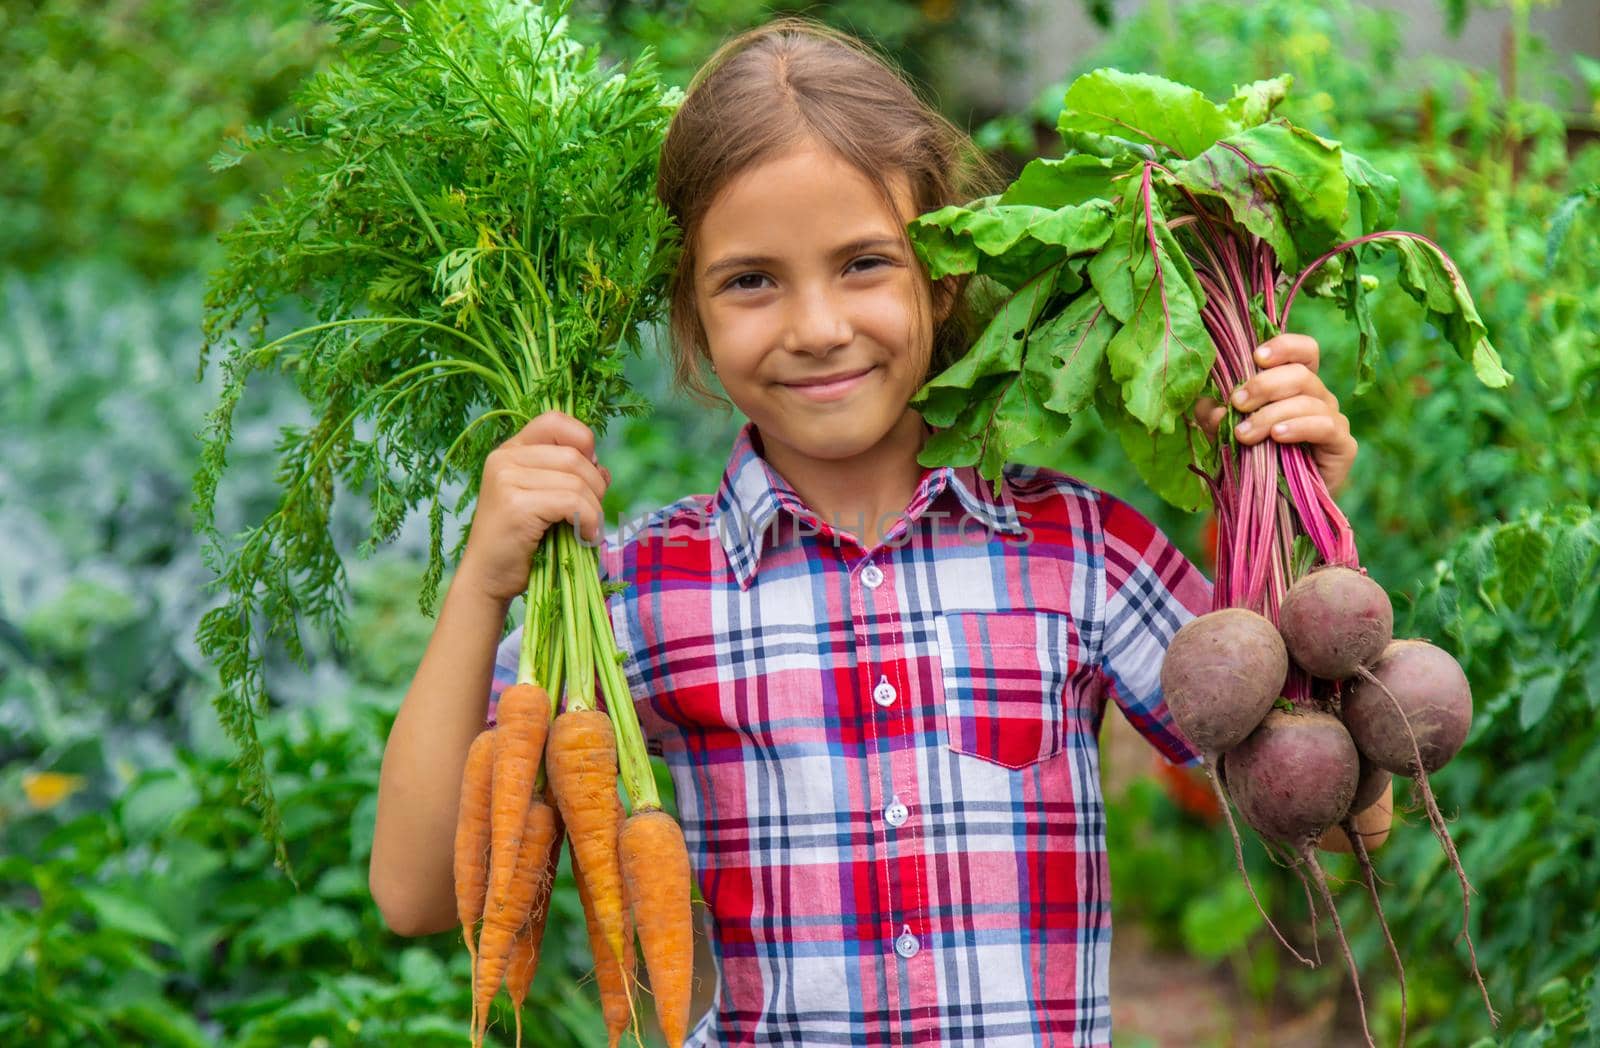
top-left (779, 366), bottom-right (877, 401)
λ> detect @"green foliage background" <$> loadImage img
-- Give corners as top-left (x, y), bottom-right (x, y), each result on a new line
top-left (2, 0), bottom-right (1597, 1045)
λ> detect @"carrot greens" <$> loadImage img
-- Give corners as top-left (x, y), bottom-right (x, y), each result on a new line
top-left (194, 0), bottom-right (677, 875)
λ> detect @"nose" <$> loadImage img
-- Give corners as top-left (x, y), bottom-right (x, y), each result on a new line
top-left (783, 282), bottom-right (852, 357)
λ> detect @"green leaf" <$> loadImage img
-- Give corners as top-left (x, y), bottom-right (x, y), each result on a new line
top-left (998, 155), bottom-right (1124, 208)
top-left (912, 263), bottom-right (1061, 424)
top-left (119, 770), bottom-right (200, 843)
top-left (1337, 255), bottom-right (1381, 394)
top-left (111, 1002), bottom-right (210, 1048)
top-left (1519, 671), bottom-right (1561, 731)
top-left (1173, 121), bottom-right (1348, 272)
top-left (1180, 876), bottom-right (1262, 958)
top-left (398, 946), bottom-right (448, 989)
top-left (1087, 181), bottom-right (1216, 433)
top-left (0, 911), bottom-right (32, 977)
top-left (1023, 295), bottom-right (1118, 417)
top-left (921, 373), bottom-right (1052, 481)
top-left (1059, 69), bottom-right (1238, 160)
top-left (1096, 388), bottom-right (1211, 512)
top-left (1389, 237), bottom-right (1512, 388)
top-left (1342, 150), bottom-right (1401, 234)
top-left (908, 199), bottom-right (1115, 287)
top-left (1545, 184), bottom-right (1599, 272)
top-left (983, 373), bottom-right (1052, 478)
top-left (80, 886), bottom-right (180, 948)
top-left (237, 895), bottom-right (361, 958)
top-left (1222, 75), bottom-right (1294, 127)
top-left (918, 382), bottom-right (1007, 470)
top-left (1547, 513), bottom-right (1600, 594)
top-left (1494, 519), bottom-right (1553, 607)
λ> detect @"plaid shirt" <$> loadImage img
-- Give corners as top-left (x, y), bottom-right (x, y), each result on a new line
top-left (490, 422), bottom-right (1210, 1047)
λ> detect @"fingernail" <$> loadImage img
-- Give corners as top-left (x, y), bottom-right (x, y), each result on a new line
top-left (1256, 346), bottom-right (1271, 362)
top-left (1231, 387), bottom-right (1249, 407)
top-left (1272, 423), bottom-right (1288, 437)
top-left (1236, 422), bottom-right (1252, 438)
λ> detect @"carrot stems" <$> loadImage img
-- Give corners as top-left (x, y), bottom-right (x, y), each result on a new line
top-left (577, 534), bottom-right (659, 811)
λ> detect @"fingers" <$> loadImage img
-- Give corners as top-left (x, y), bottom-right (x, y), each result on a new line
top-left (502, 409), bottom-right (598, 460)
top-left (1228, 362), bottom-right (1338, 415)
top-left (1256, 332), bottom-right (1320, 373)
top-left (515, 470), bottom-right (606, 543)
top-left (1233, 397), bottom-right (1350, 446)
top-left (499, 443), bottom-right (610, 502)
top-left (1192, 395), bottom-right (1227, 440)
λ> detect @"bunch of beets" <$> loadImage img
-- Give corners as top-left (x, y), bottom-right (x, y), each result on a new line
top-left (1163, 568), bottom-right (1487, 1042)
top-left (899, 67), bottom-right (1513, 1046)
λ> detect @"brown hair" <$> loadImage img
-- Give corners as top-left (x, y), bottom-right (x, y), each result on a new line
top-left (655, 17), bottom-right (1000, 407)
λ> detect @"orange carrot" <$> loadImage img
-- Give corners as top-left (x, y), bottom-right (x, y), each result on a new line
top-left (475, 797), bottom-right (557, 1047)
top-left (473, 682), bottom-right (552, 1048)
top-left (574, 797), bottom-right (637, 1048)
top-left (619, 806), bottom-right (693, 1048)
top-left (484, 684), bottom-right (550, 918)
top-left (503, 808), bottom-right (565, 1048)
top-left (546, 708), bottom-right (627, 965)
top-left (454, 729), bottom-right (497, 1035)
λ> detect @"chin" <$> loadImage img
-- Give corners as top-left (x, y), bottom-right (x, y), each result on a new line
top-left (761, 408), bottom-right (902, 460)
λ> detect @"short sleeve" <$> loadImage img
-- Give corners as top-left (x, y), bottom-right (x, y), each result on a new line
top-left (486, 627), bottom-right (522, 728)
top-left (1096, 493), bottom-right (1213, 767)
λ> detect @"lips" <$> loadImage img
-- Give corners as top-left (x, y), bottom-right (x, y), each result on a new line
top-left (780, 365), bottom-right (877, 402)
top-left (777, 366), bottom-right (876, 403)
top-left (784, 366), bottom-right (875, 388)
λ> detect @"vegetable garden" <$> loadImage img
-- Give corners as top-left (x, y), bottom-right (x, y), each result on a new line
top-left (2, 0), bottom-right (1597, 1045)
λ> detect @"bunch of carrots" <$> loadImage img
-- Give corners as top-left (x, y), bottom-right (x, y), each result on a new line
top-left (188, 0), bottom-right (697, 1040)
top-left (454, 531), bottom-right (693, 1048)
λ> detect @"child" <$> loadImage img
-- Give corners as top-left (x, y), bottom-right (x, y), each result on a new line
top-left (370, 18), bottom-right (1390, 1046)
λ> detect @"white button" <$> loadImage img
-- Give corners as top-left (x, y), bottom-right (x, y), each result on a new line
top-left (872, 675), bottom-right (897, 707)
top-left (894, 925), bottom-right (920, 958)
top-left (885, 797), bottom-right (908, 828)
top-left (861, 563), bottom-right (884, 589)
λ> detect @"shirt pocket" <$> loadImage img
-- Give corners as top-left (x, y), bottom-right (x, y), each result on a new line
top-left (936, 609), bottom-right (1073, 770)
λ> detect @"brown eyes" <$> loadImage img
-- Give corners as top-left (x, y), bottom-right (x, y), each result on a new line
top-left (720, 257), bottom-right (892, 294)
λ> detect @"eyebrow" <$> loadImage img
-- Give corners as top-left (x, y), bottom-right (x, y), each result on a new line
top-left (701, 235), bottom-right (903, 281)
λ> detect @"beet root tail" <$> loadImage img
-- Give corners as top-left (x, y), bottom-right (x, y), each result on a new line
top-left (1297, 843), bottom-right (1374, 1048)
top-left (1355, 666), bottom-right (1498, 1027)
top-left (1206, 758), bottom-right (1316, 968)
top-left (1345, 818), bottom-right (1407, 1048)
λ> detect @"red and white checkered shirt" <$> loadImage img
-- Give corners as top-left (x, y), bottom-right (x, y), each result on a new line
top-left (490, 422), bottom-right (1210, 1046)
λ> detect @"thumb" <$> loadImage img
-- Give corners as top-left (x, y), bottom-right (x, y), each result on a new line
top-left (1192, 396), bottom-right (1225, 440)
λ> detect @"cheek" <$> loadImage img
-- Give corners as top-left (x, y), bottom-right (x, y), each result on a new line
top-left (860, 280), bottom-right (934, 377)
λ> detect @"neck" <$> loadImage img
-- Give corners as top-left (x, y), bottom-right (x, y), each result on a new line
top-left (757, 410), bottom-right (930, 549)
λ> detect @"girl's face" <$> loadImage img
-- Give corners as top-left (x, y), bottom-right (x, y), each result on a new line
top-left (692, 142), bottom-right (934, 467)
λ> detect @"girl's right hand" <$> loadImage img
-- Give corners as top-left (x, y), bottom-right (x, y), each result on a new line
top-left (457, 410), bottom-right (612, 604)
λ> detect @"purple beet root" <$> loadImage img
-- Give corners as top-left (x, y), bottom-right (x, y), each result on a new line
top-left (1345, 639), bottom-right (1473, 776)
top-left (1351, 755), bottom-right (1393, 814)
top-left (1223, 708), bottom-right (1359, 843)
top-left (1159, 608), bottom-right (1288, 753)
top-left (1279, 567), bottom-right (1393, 680)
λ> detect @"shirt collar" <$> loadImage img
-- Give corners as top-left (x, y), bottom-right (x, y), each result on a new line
top-left (710, 421), bottom-right (1025, 589)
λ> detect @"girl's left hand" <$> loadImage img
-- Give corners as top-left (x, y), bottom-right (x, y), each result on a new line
top-left (1193, 332), bottom-right (1358, 497)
